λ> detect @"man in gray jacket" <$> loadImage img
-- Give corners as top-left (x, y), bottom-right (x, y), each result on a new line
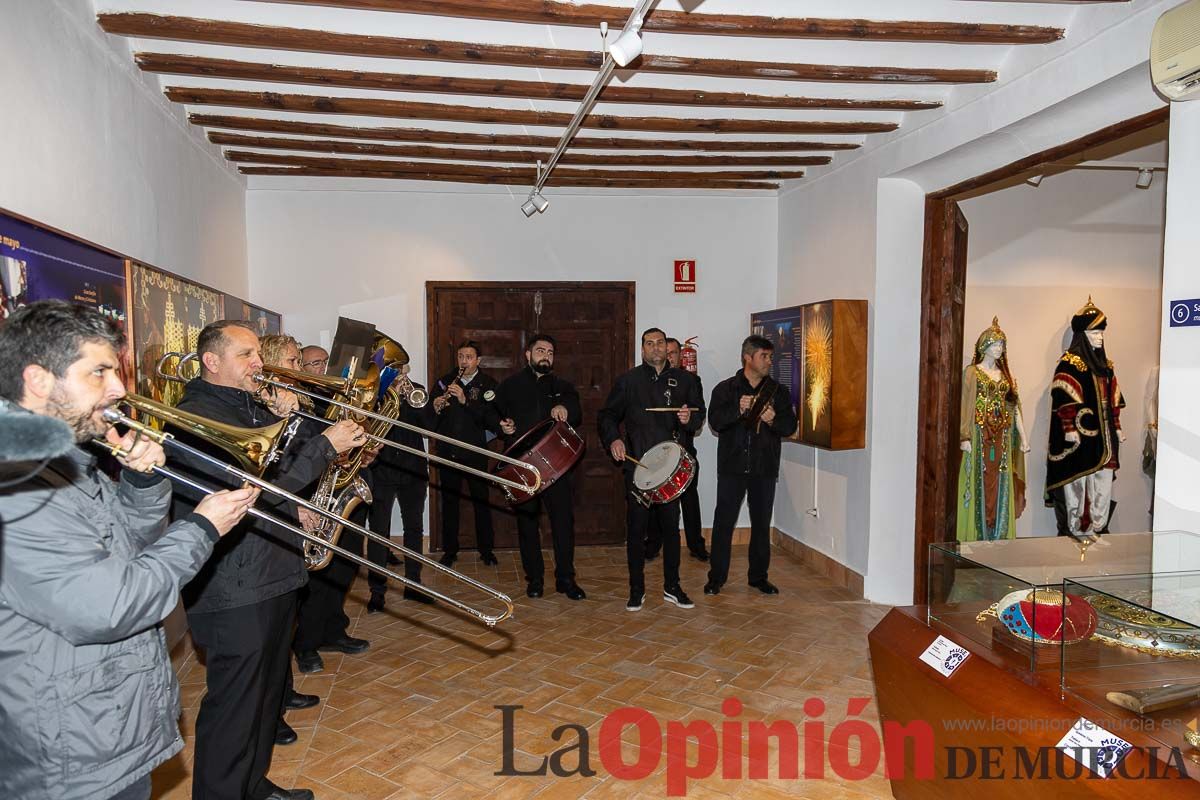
top-left (0, 300), bottom-right (256, 800)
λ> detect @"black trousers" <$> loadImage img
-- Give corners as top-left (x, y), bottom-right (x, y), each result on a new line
top-left (645, 459), bottom-right (705, 554)
top-left (439, 464), bottom-right (494, 555)
top-left (293, 510), bottom-right (365, 653)
top-left (708, 473), bottom-right (776, 586)
top-left (625, 471), bottom-right (682, 591)
top-left (188, 590), bottom-right (297, 800)
top-left (515, 475), bottom-right (575, 584)
top-left (367, 473), bottom-right (429, 594)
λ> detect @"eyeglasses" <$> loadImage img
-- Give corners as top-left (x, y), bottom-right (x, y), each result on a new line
top-left (302, 358), bottom-right (328, 369)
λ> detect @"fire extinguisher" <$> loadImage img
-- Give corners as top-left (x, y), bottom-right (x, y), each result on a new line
top-left (680, 336), bottom-right (699, 373)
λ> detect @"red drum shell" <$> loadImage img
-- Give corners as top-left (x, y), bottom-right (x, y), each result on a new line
top-left (494, 419), bottom-right (585, 503)
top-left (634, 443), bottom-right (696, 506)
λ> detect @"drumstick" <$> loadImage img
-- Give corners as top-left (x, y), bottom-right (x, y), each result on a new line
top-left (623, 454), bottom-right (649, 469)
top-left (643, 407), bottom-right (700, 412)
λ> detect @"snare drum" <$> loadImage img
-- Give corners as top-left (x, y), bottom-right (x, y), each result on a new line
top-left (494, 418), bottom-right (585, 503)
top-left (632, 442), bottom-right (696, 507)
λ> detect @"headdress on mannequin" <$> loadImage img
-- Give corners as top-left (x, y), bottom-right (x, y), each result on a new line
top-left (974, 316), bottom-right (1007, 360)
top-left (1071, 297), bottom-right (1107, 332)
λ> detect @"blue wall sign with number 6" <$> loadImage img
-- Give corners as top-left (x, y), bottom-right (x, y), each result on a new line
top-left (1169, 299), bottom-right (1200, 328)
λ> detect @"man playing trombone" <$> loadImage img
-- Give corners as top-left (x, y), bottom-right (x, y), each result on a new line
top-left (167, 320), bottom-right (362, 800)
top-left (0, 301), bottom-right (257, 800)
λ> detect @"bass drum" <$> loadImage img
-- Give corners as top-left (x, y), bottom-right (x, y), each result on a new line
top-left (494, 418), bottom-right (585, 504)
top-left (632, 441), bottom-right (696, 507)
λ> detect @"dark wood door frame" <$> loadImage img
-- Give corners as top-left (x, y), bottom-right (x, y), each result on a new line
top-left (911, 106), bottom-right (1169, 604)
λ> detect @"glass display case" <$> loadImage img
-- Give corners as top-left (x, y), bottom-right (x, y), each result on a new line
top-left (1063, 570), bottom-right (1200, 753)
top-left (928, 531), bottom-right (1200, 672)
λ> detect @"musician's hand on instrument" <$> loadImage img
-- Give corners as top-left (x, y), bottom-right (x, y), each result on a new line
top-left (500, 418), bottom-right (516, 435)
top-left (550, 405), bottom-right (568, 423)
top-left (760, 404), bottom-right (776, 425)
top-left (447, 383), bottom-right (466, 404)
top-left (267, 388), bottom-right (300, 417)
top-left (433, 395), bottom-right (450, 413)
top-left (109, 427), bottom-right (166, 472)
top-left (359, 443), bottom-right (383, 467)
top-left (676, 406), bottom-right (692, 425)
top-left (297, 506), bottom-right (320, 533)
top-left (324, 420), bottom-right (366, 454)
top-left (195, 486), bottom-right (260, 537)
top-left (739, 395), bottom-right (754, 413)
top-left (610, 440), bottom-right (626, 463)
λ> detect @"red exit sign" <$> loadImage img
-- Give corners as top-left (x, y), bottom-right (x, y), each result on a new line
top-left (674, 260), bottom-right (696, 293)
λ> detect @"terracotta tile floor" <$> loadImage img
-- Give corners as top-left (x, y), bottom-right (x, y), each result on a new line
top-left (154, 544), bottom-right (895, 799)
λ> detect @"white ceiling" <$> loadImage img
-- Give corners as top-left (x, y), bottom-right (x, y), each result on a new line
top-left (92, 0), bottom-right (1141, 192)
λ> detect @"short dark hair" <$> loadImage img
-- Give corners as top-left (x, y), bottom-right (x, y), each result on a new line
top-left (741, 334), bottom-right (774, 359)
top-left (196, 319), bottom-right (257, 363)
top-left (641, 327), bottom-right (666, 345)
top-left (456, 339), bottom-right (481, 358)
top-left (666, 337), bottom-right (681, 348)
top-left (527, 333), bottom-right (556, 352)
top-left (0, 300), bottom-right (125, 402)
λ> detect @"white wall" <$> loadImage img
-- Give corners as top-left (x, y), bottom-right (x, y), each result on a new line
top-left (960, 169), bottom-right (1165, 538)
top-left (775, 0), bottom-right (1177, 605)
top-left (0, 0), bottom-right (248, 292)
top-left (246, 185), bottom-right (778, 529)
top-left (1155, 102), bottom-right (1200, 534)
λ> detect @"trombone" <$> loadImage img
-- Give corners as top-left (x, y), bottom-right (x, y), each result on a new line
top-left (106, 395), bottom-right (514, 627)
top-left (155, 353), bottom-right (543, 496)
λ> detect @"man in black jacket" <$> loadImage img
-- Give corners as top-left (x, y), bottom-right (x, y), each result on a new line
top-left (366, 366), bottom-right (437, 612)
top-left (705, 335), bottom-right (798, 597)
top-left (496, 334), bottom-right (585, 600)
top-left (168, 320), bottom-right (362, 800)
top-left (644, 337), bottom-right (709, 563)
top-left (432, 340), bottom-right (499, 567)
top-left (598, 328), bottom-right (706, 612)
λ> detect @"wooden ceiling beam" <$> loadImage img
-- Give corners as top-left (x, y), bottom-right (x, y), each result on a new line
top-left (167, 87), bottom-right (899, 135)
top-left (207, 132), bottom-right (832, 166)
top-left (136, 53), bottom-right (942, 112)
top-left (223, 150), bottom-right (806, 180)
top-left (190, 115), bottom-right (863, 151)
top-left (238, 165), bottom-right (781, 190)
top-left (98, 14), bottom-right (997, 84)
top-left (249, 1), bottom-right (1064, 45)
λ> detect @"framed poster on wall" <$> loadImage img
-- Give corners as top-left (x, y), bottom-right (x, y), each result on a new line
top-left (223, 293), bottom-right (282, 336)
top-left (0, 210), bottom-right (126, 324)
top-left (750, 305), bottom-right (803, 442)
top-left (128, 261), bottom-right (223, 409)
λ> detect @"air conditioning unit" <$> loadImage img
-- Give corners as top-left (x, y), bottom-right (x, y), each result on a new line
top-left (1152, 0), bottom-right (1200, 101)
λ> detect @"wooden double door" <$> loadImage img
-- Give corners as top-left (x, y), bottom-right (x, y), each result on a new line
top-left (425, 281), bottom-right (635, 552)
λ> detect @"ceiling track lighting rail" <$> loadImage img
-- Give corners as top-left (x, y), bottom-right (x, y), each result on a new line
top-left (520, 0), bottom-right (658, 218)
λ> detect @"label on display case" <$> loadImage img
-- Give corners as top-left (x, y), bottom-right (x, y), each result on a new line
top-left (918, 635), bottom-right (970, 678)
top-left (1055, 717), bottom-right (1132, 778)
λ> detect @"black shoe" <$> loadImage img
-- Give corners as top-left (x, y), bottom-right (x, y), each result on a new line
top-left (439, 551), bottom-right (457, 567)
top-left (555, 581), bottom-right (586, 601)
top-left (749, 579), bottom-right (780, 595)
top-left (480, 550), bottom-right (499, 566)
top-left (690, 549), bottom-right (710, 562)
top-left (367, 592), bottom-right (386, 613)
top-left (663, 586), bottom-right (695, 609)
top-left (703, 581), bottom-right (721, 596)
top-left (319, 636), bottom-right (370, 655)
top-left (626, 589), bottom-right (645, 612)
top-left (526, 581), bottom-right (544, 598)
top-left (403, 587), bottom-right (435, 604)
top-left (285, 691), bottom-right (319, 711)
top-left (295, 650), bottom-right (323, 674)
top-left (274, 721), bottom-right (298, 746)
top-left (264, 789), bottom-right (315, 800)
